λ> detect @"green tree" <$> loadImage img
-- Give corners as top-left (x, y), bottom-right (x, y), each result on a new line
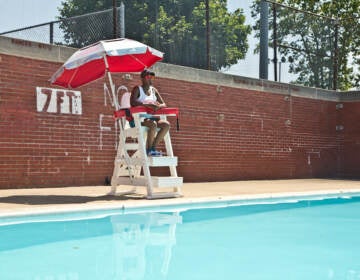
top-left (251, 0), bottom-right (360, 90)
top-left (58, 0), bottom-right (251, 71)
top-left (59, 0), bottom-right (115, 47)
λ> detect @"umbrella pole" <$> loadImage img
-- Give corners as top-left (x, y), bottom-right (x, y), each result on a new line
top-left (103, 55), bottom-right (120, 110)
top-left (107, 71), bottom-right (120, 110)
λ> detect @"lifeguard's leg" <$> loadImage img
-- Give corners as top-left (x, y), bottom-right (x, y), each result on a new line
top-left (153, 120), bottom-right (170, 148)
top-left (141, 119), bottom-right (157, 150)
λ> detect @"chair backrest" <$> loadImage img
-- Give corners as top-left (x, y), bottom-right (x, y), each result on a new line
top-left (117, 85), bottom-right (131, 109)
top-left (120, 92), bottom-right (131, 109)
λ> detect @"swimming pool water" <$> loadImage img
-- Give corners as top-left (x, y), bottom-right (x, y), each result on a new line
top-left (0, 196), bottom-right (360, 280)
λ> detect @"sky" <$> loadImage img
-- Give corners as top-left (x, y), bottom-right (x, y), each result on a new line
top-left (0, 0), bottom-right (290, 82)
top-left (0, 0), bottom-right (63, 33)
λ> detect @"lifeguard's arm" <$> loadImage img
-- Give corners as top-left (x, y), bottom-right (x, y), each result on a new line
top-left (130, 86), bottom-right (143, 107)
top-left (154, 88), bottom-right (167, 108)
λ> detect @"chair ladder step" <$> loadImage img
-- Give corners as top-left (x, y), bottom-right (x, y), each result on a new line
top-left (136, 176), bottom-right (183, 188)
top-left (148, 156), bottom-right (178, 167)
top-left (116, 156), bottom-right (178, 167)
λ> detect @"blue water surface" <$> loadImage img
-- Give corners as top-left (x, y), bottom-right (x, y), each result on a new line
top-left (0, 196), bottom-right (360, 280)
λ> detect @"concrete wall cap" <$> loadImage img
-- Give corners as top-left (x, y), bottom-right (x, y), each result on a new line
top-left (1, 35), bottom-right (360, 102)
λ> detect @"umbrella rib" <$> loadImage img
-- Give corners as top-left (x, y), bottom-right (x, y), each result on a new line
top-left (68, 67), bottom-right (79, 89)
top-left (129, 54), bottom-right (148, 69)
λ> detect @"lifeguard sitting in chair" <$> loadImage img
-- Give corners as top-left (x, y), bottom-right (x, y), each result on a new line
top-left (128, 70), bottom-right (169, 157)
top-left (111, 70), bottom-right (182, 199)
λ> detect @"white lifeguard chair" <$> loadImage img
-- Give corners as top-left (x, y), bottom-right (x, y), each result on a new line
top-left (110, 90), bottom-right (183, 199)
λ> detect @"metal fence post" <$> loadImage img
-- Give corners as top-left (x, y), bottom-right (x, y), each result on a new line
top-left (260, 0), bottom-right (269, 79)
top-left (272, 3), bottom-right (278, 82)
top-left (120, 2), bottom-right (125, 38)
top-left (333, 20), bottom-right (339, 91)
top-left (113, 0), bottom-right (119, 39)
top-left (49, 22), bottom-right (54, 44)
top-left (205, 0), bottom-right (211, 70)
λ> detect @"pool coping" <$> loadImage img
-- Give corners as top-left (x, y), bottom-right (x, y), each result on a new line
top-left (1, 188), bottom-right (360, 225)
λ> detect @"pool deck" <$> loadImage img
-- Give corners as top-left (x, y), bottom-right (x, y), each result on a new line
top-left (1, 178), bottom-right (360, 217)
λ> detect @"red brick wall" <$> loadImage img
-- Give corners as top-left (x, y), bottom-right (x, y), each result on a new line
top-left (338, 102), bottom-right (360, 178)
top-left (0, 52), bottom-right (358, 189)
top-left (171, 87), bottom-right (340, 181)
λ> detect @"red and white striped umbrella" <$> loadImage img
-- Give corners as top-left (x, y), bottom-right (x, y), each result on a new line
top-left (50, 38), bottom-right (163, 89)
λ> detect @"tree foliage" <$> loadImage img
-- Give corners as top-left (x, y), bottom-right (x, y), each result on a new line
top-left (251, 0), bottom-right (360, 90)
top-left (58, 0), bottom-right (251, 71)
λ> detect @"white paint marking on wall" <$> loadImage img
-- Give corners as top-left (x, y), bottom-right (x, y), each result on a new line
top-left (36, 87), bottom-right (82, 115)
top-left (101, 83), bottom-right (129, 150)
top-left (249, 113), bottom-right (264, 131)
top-left (99, 114), bottom-right (110, 150)
top-left (307, 150), bottom-right (321, 165)
top-left (103, 83), bottom-right (129, 108)
top-left (99, 114), bottom-right (118, 150)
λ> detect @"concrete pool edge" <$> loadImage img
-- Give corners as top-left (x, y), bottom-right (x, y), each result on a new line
top-left (1, 188), bottom-right (360, 223)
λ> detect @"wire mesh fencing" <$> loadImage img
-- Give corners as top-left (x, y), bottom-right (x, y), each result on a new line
top-left (0, 8), bottom-right (121, 47)
top-left (268, 1), bottom-right (337, 90)
top-left (262, 0), bottom-right (360, 90)
top-left (1, 1), bottom-right (359, 90)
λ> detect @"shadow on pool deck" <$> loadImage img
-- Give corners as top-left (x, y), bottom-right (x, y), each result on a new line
top-left (0, 194), bottom-right (145, 205)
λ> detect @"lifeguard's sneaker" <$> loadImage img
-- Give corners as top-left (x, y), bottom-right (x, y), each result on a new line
top-left (147, 148), bottom-right (162, 157)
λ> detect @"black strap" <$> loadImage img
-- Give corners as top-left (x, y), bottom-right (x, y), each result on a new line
top-left (124, 108), bottom-right (131, 118)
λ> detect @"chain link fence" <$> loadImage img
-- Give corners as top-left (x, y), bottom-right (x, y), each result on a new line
top-left (268, 1), bottom-right (338, 90)
top-left (0, 7), bottom-right (121, 47)
top-left (261, 0), bottom-right (360, 90)
top-left (0, 3), bottom-right (249, 75)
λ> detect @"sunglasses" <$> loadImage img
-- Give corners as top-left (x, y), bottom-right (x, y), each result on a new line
top-left (145, 75), bottom-right (155, 80)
